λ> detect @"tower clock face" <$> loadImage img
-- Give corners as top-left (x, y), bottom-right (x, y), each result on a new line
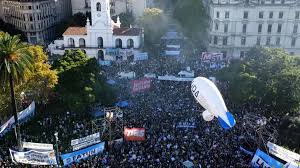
top-left (97, 13), bottom-right (101, 17)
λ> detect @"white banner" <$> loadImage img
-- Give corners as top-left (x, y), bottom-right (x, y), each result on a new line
top-left (22, 142), bottom-right (53, 151)
top-left (267, 142), bottom-right (300, 163)
top-left (71, 132), bottom-right (101, 151)
top-left (0, 101), bottom-right (35, 136)
top-left (9, 149), bottom-right (57, 165)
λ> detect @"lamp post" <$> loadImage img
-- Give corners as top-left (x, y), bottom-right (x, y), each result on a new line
top-left (54, 132), bottom-right (61, 168)
top-left (106, 112), bottom-right (114, 151)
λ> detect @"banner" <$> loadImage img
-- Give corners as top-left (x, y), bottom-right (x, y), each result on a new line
top-left (99, 60), bottom-right (112, 66)
top-left (105, 48), bottom-right (119, 56)
top-left (22, 142), bottom-right (53, 151)
top-left (119, 49), bottom-right (134, 57)
top-left (267, 142), bottom-right (300, 163)
top-left (134, 52), bottom-right (148, 61)
top-left (0, 101), bottom-right (35, 136)
top-left (71, 132), bottom-right (101, 151)
top-left (176, 122), bottom-right (196, 128)
top-left (157, 75), bottom-right (194, 82)
top-left (201, 52), bottom-right (228, 69)
top-left (131, 78), bottom-right (151, 93)
top-left (9, 149), bottom-right (57, 165)
top-left (61, 142), bottom-right (105, 166)
top-left (251, 149), bottom-right (283, 168)
top-left (124, 128), bottom-right (145, 141)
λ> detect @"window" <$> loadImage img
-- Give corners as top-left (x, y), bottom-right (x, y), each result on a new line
top-left (79, 38), bottom-right (86, 47)
top-left (96, 2), bottom-right (101, 11)
top-left (269, 11), bottom-right (273, 19)
top-left (256, 37), bottom-right (261, 45)
top-left (241, 37), bottom-right (246, 46)
top-left (295, 11), bottom-right (300, 19)
top-left (271, 0), bottom-right (275, 4)
top-left (213, 36), bottom-right (218, 44)
top-left (279, 12), bottom-right (283, 19)
top-left (266, 37), bottom-right (271, 45)
top-left (224, 23), bottom-right (228, 33)
top-left (242, 24), bottom-right (247, 33)
top-left (127, 39), bottom-right (134, 48)
top-left (277, 24), bottom-right (282, 33)
top-left (258, 24), bottom-right (262, 33)
top-left (259, 11), bottom-right (264, 19)
top-left (293, 24), bottom-right (298, 34)
top-left (290, 52), bottom-right (295, 56)
top-left (243, 11), bottom-right (248, 19)
top-left (281, 0), bottom-right (285, 4)
top-left (215, 23), bottom-right (219, 31)
top-left (216, 11), bottom-right (220, 18)
top-left (223, 37), bottom-right (228, 45)
top-left (240, 51), bottom-right (245, 58)
top-left (291, 37), bottom-right (296, 47)
top-left (268, 24), bottom-right (272, 33)
top-left (276, 37), bottom-right (280, 46)
top-left (225, 11), bottom-right (229, 19)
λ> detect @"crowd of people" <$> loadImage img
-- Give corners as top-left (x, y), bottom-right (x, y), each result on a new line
top-left (0, 54), bottom-right (280, 168)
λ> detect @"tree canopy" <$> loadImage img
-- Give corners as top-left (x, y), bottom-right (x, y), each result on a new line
top-left (0, 34), bottom-right (57, 118)
top-left (139, 8), bottom-right (168, 45)
top-left (217, 47), bottom-right (300, 117)
top-left (172, 0), bottom-right (209, 44)
top-left (53, 50), bottom-right (116, 112)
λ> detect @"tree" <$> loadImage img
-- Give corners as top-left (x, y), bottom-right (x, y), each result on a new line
top-left (112, 12), bottom-right (135, 28)
top-left (139, 8), bottom-right (168, 45)
top-left (55, 13), bottom-right (88, 38)
top-left (217, 47), bottom-right (300, 117)
top-left (0, 32), bottom-right (34, 149)
top-left (20, 46), bottom-right (58, 104)
top-left (53, 50), bottom-right (116, 113)
top-left (0, 19), bottom-right (27, 41)
top-left (172, 0), bottom-right (209, 45)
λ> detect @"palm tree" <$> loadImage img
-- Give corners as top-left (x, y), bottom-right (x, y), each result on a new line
top-left (0, 32), bottom-right (34, 149)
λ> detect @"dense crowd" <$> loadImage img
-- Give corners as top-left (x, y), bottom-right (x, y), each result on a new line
top-left (0, 55), bottom-right (279, 168)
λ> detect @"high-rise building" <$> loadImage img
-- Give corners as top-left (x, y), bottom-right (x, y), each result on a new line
top-left (2, 0), bottom-right (72, 44)
top-left (208, 0), bottom-right (300, 59)
top-left (0, 0), bottom-right (3, 20)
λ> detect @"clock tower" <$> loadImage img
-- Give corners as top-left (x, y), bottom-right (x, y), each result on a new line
top-left (91, 0), bottom-right (112, 28)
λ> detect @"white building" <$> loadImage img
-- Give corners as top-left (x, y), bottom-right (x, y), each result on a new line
top-left (2, 0), bottom-right (72, 44)
top-left (208, 0), bottom-right (300, 59)
top-left (71, 0), bottom-right (154, 18)
top-left (48, 0), bottom-right (142, 61)
top-left (71, 0), bottom-right (91, 15)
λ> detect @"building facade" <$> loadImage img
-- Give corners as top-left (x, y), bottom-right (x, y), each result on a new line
top-left (48, 0), bottom-right (142, 61)
top-left (71, 0), bottom-right (153, 18)
top-left (2, 0), bottom-right (72, 44)
top-left (208, 0), bottom-right (300, 59)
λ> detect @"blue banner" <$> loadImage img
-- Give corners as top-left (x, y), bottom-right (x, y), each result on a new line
top-left (0, 101), bottom-right (35, 137)
top-left (105, 48), bottom-right (119, 56)
top-left (61, 142), bottom-right (105, 166)
top-left (251, 149), bottom-right (283, 168)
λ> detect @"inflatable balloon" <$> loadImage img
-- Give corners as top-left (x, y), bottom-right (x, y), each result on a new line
top-left (202, 110), bottom-right (214, 121)
top-left (191, 77), bottom-right (236, 129)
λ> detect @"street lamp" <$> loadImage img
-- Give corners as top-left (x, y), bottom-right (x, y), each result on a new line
top-left (54, 132), bottom-right (61, 168)
top-left (106, 112), bottom-right (114, 150)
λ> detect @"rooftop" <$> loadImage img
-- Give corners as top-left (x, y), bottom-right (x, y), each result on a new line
top-left (113, 28), bottom-right (141, 36)
top-left (63, 27), bottom-right (87, 36)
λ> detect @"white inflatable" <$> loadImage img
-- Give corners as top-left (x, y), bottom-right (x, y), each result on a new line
top-left (191, 77), bottom-right (236, 129)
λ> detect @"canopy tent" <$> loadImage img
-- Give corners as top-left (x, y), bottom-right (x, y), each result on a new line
top-left (115, 101), bottom-right (129, 108)
top-left (107, 79), bottom-right (116, 85)
top-left (91, 110), bottom-right (105, 118)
